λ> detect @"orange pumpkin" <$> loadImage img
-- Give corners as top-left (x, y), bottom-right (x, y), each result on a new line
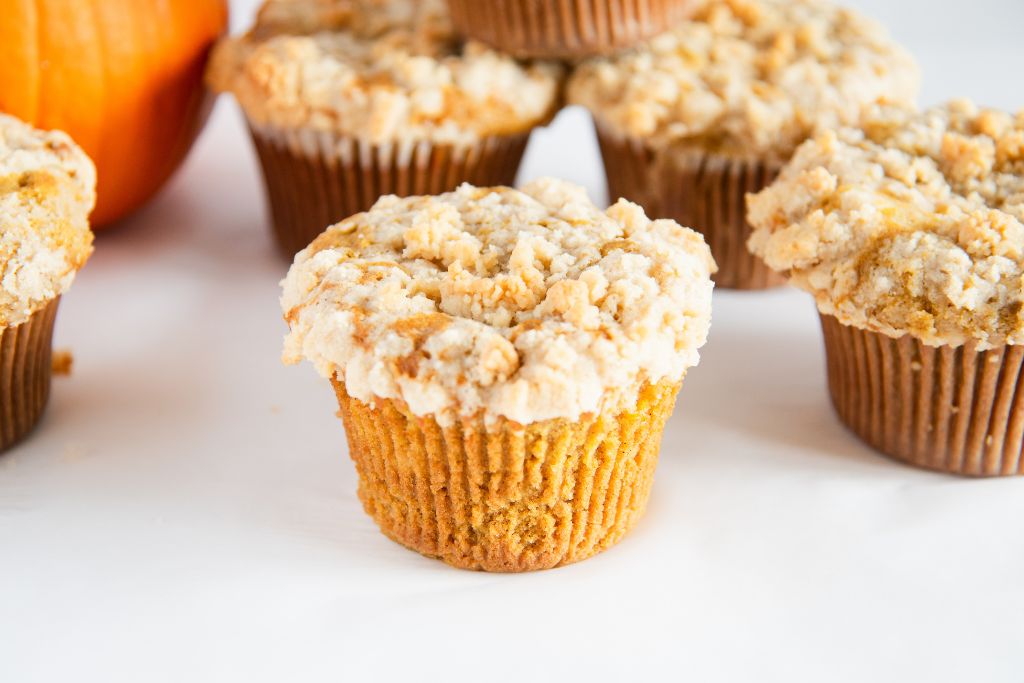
top-left (0, 0), bottom-right (229, 226)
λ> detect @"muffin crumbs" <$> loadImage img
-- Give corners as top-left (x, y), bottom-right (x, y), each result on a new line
top-left (748, 101), bottom-right (1024, 348)
top-left (208, 0), bottom-right (562, 145)
top-left (281, 179), bottom-right (716, 425)
top-left (567, 0), bottom-right (919, 163)
top-left (0, 114), bottom-right (95, 328)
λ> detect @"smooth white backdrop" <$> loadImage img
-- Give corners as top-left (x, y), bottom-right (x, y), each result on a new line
top-left (1, 1), bottom-right (1023, 681)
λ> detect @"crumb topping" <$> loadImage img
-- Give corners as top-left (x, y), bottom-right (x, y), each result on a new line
top-left (567, 0), bottom-right (919, 162)
top-left (208, 0), bottom-right (562, 144)
top-left (281, 179), bottom-right (716, 425)
top-left (0, 114), bottom-right (95, 328)
top-left (748, 101), bottom-right (1024, 348)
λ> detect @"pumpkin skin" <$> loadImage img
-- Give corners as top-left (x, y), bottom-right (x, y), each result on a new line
top-left (0, 0), bottom-right (229, 226)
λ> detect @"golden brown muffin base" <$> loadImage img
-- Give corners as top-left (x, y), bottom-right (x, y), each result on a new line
top-left (597, 128), bottom-right (786, 290)
top-left (250, 126), bottom-right (530, 256)
top-left (332, 378), bottom-right (681, 571)
top-left (0, 298), bottom-right (59, 453)
top-left (821, 314), bottom-right (1024, 477)
top-left (447, 0), bottom-right (698, 59)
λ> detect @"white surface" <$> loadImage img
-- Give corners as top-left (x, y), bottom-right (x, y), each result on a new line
top-left (2, 1), bottom-right (1024, 681)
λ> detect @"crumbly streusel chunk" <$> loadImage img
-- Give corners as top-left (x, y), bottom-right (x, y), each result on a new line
top-left (208, 0), bottom-right (561, 145)
top-left (0, 114), bottom-right (95, 328)
top-left (281, 179), bottom-right (716, 425)
top-left (748, 101), bottom-right (1024, 348)
top-left (567, 0), bottom-right (919, 162)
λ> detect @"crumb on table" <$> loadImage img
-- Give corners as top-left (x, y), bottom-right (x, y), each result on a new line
top-left (52, 349), bottom-right (73, 376)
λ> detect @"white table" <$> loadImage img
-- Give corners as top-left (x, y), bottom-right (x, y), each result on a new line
top-left (2, 1), bottom-right (1023, 680)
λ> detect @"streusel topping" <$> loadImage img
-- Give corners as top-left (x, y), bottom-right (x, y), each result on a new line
top-left (281, 179), bottom-right (716, 425)
top-left (0, 114), bottom-right (95, 328)
top-left (567, 0), bottom-right (919, 162)
top-left (208, 0), bottom-right (562, 145)
top-left (748, 101), bottom-right (1024, 348)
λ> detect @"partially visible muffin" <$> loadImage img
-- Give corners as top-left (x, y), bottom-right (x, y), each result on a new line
top-left (0, 113), bottom-right (95, 451)
top-left (209, 0), bottom-right (563, 255)
top-left (446, 0), bottom-right (701, 59)
top-left (569, 0), bottom-right (919, 289)
top-left (281, 178), bottom-right (715, 571)
top-left (748, 101), bottom-right (1024, 476)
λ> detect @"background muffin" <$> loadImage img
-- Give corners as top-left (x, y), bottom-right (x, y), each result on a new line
top-left (569, 0), bottom-right (919, 289)
top-left (446, 0), bottom-right (701, 59)
top-left (0, 114), bottom-right (95, 451)
top-left (748, 101), bottom-right (1024, 476)
top-left (209, 0), bottom-right (562, 256)
top-left (281, 178), bottom-right (715, 571)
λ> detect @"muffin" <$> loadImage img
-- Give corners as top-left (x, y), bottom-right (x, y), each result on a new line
top-left (281, 178), bottom-right (715, 570)
top-left (568, 0), bottom-right (919, 289)
top-left (208, 0), bottom-right (562, 256)
top-left (446, 0), bottom-right (700, 59)
top-left (748, 101), bottom-right (1024, 477)
top-left (0, 114), bottom-right (95, 452)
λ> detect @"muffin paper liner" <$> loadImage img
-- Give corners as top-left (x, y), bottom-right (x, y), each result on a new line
top-left (821, 314), bottom-right (1024, 477)
top-left (596, 127), bottom-right (786, 290)
top-left (447, 0), bottom-right (697, 59)
top-left (250, 124), bottom-right (531, 256)
top-left (0, 298), bottom-right (59, 453)
top-left (332, 379), bottom-right (680, 572)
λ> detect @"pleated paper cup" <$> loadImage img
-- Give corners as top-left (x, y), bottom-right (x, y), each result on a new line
top-left (332, 378), bottom-right (681, 572)
top-left (596, 127), bottom-right (786, 290)
top-left (0, 298), bottom-right (60, 453)
top-left (447, 0), bottom-right (698, 59)
top-left (821, 314), bottom-right (1024, 477)
top-left (249, 124), bottom-right (531, 256)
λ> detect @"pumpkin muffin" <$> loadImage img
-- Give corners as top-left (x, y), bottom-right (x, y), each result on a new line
top-left (0, 114), bottom-right (95, 452)
top-left (446, 0), bottom-right (701, 59)
top-left (208, 0), bottom-right (562, 256)
top-left (748, 101), bottom-right (1024, 476)
top-left (568, 0), bottom-right (919, 289)
top-left (281, 178), bottom-right (715, 571)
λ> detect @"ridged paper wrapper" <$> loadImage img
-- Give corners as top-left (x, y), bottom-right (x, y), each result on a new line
top-left (596, 127), bottom-right (786, 290)
top-left (1, 298), bottom-right (59, 453)
top-left (447, 0), bottom-right (699, 58)
top-left (822, 314), bottom-right (1024, 477)
top-left (250, 124), bottom-right (530, 256)
top-left (333, 378), bottom-right (681, 571)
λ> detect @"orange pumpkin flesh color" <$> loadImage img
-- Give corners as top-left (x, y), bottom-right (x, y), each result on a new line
top-left (0, 0), bottom-right (229, 227)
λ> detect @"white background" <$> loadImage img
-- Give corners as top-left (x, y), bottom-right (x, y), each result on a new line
top-left (2, 1), bottom-right (1023, 681)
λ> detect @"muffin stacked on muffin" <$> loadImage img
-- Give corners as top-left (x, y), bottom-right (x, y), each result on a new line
top-left (748, 101), bottom-right (1024, 476)
top-left (447, 0), bottom-right (702, 59)
top-left (208, 0), bottom-right (562, 255)
top-left (0, 114), bottom-right (95, 451)
top-left (281, 178), bottom-right (715, 570)
top-left (568, 0), bottom-right (919, 289)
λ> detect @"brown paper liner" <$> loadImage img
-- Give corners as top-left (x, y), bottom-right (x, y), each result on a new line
top-left (448, 0), bottom-right (698, 58)
top-left (333, 379), bottom-right (681, 572)
top-left (596, 128), bottom-right (786, 290)
top-left (821, 314), bottom-right (1024, 477)
top-left (250, 126), bottom-right (531, 256)
top-left (1, 298), bottom-right (60, 453)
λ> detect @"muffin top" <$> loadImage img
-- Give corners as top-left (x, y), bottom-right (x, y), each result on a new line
top-left (0, 114), bottom-right (95, 328)
top-left (748, 101), bottom-right (1024, 348)
top-left (281, 179), bottom-right (716, 426)
top-left (567, 0), bottom-right (919, 163)
top-left (208, 0), bottom-right (562, 145)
